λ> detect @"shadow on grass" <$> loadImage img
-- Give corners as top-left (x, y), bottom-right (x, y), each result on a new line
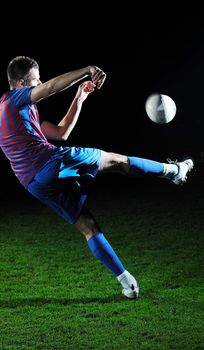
top-left (0, 294), bottom-right (133, 308)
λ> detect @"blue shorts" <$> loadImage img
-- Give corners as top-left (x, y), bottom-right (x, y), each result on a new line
top-left (27, 146), bottom-right (101, 224)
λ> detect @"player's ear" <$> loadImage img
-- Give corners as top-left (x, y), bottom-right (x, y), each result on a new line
top-left (16, 79), bottom-right (25, 87)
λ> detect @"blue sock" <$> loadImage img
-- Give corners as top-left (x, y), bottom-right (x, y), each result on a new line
top-left (128, 156), bottom-right (164, 175)
top-left (87, 232), bottom-right (125, 276)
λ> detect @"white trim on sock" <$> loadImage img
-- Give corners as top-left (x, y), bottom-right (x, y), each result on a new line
top-left (162, 163), bottom-right (178, 177)
top-left (117, 270), bottom-right (128, 282)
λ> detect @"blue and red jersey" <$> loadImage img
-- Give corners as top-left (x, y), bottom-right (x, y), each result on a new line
top-left (0, 87), bottom-right (57, 188)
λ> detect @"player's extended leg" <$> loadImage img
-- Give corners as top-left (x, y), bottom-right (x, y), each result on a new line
top-left (75, 207), bottom-right (139, 299)
top-left (98, 151), bottom-right (194, 185)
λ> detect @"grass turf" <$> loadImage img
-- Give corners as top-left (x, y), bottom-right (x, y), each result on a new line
top-left (0, 178), bottom-right (203, 349)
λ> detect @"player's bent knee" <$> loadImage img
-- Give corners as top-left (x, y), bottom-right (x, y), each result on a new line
top-left (75, 208), bottom-right (100, 240)
top-left (99, 151), bottom-right (128, 174)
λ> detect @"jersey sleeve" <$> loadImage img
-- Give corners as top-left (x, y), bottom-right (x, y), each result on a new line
top-left (10, 87), bottom-right (34, 108)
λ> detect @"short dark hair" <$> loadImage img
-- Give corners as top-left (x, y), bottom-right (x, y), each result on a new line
top-left (7, 56), bottom-right (39, 87)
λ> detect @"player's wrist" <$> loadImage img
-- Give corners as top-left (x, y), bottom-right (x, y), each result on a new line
top-left (87, 66), bottom-right (92, 76)
top-left (77, 96), bottom-right (85, 104)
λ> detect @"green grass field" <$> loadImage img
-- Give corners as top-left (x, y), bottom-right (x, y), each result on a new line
top-left (0, 178), bottom-right (203, 349)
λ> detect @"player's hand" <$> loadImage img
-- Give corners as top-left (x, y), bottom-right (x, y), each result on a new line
top-left (76, 81), bottom-right (96, 101)
top-left (89, 65), bottom-right (106, 89)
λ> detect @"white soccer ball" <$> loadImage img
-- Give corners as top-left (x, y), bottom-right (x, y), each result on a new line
top-left (145, 93), bottom-right (176, 124)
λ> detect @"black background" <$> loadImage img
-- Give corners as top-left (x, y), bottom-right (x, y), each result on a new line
top-left (1, 9), bottom-right (204, 194)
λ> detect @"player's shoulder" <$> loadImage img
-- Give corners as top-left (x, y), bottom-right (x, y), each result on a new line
top-left (10, 87), bottom-right (33, 108)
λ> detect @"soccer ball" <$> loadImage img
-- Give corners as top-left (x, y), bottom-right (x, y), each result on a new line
top-left (145, 93), bottom-right (176, 124)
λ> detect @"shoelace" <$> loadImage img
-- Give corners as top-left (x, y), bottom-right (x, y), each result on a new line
top-left (166, 158), bottom-right (178, 165)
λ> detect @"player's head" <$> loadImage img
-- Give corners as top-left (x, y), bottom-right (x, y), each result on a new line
top-left (7, 56), bottom-right (41, 89)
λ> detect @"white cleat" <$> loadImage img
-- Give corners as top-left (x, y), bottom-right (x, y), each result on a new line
top-left (122, 283), bottom-right (139, 299)
top-left (117, 270), bottom-right (139, 299)
top-left (167, 158), bottom-right (194, 185)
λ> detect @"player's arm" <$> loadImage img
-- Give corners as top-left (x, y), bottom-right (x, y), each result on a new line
top-left (31, 66), bottom-right (106, 103)
top-left (41, 81), bottom-right (95, 141)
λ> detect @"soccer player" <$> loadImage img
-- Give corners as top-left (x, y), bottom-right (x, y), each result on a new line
top-left (0, 56), bottom-right (194, 299)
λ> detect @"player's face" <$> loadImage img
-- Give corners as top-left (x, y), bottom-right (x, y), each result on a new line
top-left (24, 68), bottom-right (42, 87)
